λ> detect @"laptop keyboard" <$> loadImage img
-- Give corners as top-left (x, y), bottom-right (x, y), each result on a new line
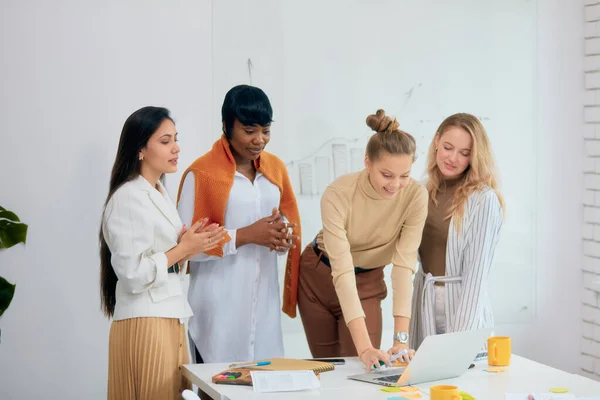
top-left (372, 351), bottom-right (486, 384)
top-left (374, 374), bottom-right (402, 383)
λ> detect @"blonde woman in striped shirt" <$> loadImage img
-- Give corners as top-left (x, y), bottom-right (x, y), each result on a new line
top-left (409, 113), bottom-right (504, 350)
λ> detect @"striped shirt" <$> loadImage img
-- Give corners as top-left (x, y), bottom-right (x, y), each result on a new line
top-left (409, 186), bottom-right (503, 350)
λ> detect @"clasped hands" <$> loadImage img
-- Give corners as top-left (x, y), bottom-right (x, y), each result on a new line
top-left (179, 207), bottom-right (298, 253)
top-left (255, 207), bottom-right (299, 252)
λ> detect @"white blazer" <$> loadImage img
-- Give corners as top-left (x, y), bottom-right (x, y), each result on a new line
top-left (409, 186), bottom-right (503, 350)
top-left (102, 175), bottom-right (193, 321)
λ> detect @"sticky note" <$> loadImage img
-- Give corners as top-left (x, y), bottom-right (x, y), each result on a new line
top-left (398, 394), bottom-right (421, 399)
top-left (459, 391), bottom-right (476, 400)
top-left (380, 386), bottom-right (420, 393)
top-left (484, 367), bottom-right (505, 373)
top-left (549, 387), bottom-right (569, 393)
top-left (381, 387), bottom-right (405, 393)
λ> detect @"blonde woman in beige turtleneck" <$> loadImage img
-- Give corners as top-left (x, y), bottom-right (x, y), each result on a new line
top-left (297, 109), bottom-right (428, 371)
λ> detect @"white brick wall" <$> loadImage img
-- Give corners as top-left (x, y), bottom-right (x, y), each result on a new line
top-left (583, 2), bottom-right (600, 379)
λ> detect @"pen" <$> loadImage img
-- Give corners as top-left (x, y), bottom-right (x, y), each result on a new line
top-left (229, 361), bottom-right (271, 368)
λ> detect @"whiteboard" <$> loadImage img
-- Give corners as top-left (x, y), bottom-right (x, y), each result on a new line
top-left (211, 0), bottom-right (537, 356)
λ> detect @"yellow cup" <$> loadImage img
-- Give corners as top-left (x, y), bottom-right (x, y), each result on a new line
top-left (430, 385), bottom-right (462, 400)
top-left (488, 336), bottom-right (511, 366)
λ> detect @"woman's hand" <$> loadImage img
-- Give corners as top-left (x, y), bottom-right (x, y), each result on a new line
top-left (387, 342), bottom-right (415, 363)
top-left (268, 208), bottom-right (299, 252)
top-left (237, 208), bottom-right (299, 251)
top-left (358, 347), bottom-right (391, 372)
top-left (180, 218), bottom-right (225, 256)
top-left (178, 224), bottom-right (189, 243)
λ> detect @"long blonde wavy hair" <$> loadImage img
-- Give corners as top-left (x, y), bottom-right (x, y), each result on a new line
top-left (426, 113), bottom-right (505, 233)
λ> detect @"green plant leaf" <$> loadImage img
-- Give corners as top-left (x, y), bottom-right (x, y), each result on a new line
top-left (0, 206), bottom-right (28, 249)
top-left (0, 277), bottom-right (16, 318)
top-left (0, 206), bottom-right (20, 222)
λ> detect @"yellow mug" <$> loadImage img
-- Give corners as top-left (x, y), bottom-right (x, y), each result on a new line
top-left (488, 336), bottom-right (511, 366)
top-left (430, 385), bottom-right (462, 400)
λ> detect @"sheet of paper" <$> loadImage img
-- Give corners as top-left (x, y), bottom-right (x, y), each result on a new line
top-left (505, 394), bottom-right (575, 400)
top-left (249, 370), bottom-right (320, 393)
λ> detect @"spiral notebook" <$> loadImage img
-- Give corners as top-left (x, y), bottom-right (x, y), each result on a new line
top-left (213, 358), bottom-right (335, 386)
top-left (248, 358), bottom-right (335, 373)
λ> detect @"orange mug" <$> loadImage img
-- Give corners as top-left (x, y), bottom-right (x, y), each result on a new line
top-left (488, 336), bottom-right (511, 366)
top-left (430, 385), bottom-right (462, 400)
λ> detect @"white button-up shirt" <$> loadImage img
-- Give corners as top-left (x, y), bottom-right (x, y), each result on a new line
top-left (177, 171), bottom-right (285, 363)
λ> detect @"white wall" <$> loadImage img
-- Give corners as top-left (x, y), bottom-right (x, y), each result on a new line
top-left (516, 0), bottom-right (583, 375)
top-left (208, 0), bottom-right (542, 360)
top-left (0, 1), bottom-right (213, 398)
top-left (581, 0), bottom-right (600, 380)
top-left (0, 1), bottom-right (586, 399)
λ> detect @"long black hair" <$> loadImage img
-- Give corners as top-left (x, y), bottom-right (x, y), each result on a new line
top-left (99, 106), bottom-right (173, 317)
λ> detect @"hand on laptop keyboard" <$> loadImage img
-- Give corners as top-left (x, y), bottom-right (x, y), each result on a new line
top-left (359, 347), bottom-right (391, 371)
top-left (387, 343), bottom-right (415, 364)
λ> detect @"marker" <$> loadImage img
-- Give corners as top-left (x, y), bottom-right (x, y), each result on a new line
top-left (229, 361), bottom-right (271, 368)
top-left (391, 349), bottom-right (412, 364)
top-left (372, 350), bottom-right (411, 370)
top-left (391, 349), bottom-right (409, 362)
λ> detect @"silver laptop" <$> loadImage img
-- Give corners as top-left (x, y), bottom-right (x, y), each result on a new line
top-left (348, 328), bottom-right (492, 387)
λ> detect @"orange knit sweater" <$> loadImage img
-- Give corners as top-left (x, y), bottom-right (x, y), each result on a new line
top-left (176, 135), bottom-right (302, 318)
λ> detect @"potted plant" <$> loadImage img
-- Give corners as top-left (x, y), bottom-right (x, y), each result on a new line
top-left (0, 205), bottom-right (28, 342)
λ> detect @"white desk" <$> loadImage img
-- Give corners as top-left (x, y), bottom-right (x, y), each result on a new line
top-left (183, 355), bottom-right (600, 399)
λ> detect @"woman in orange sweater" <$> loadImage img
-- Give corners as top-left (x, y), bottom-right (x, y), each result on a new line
top-left (177, 85), bottom-right (302, 363)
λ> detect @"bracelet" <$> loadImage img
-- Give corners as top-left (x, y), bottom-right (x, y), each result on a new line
top-left (359, 347), bottom-right (374, 358)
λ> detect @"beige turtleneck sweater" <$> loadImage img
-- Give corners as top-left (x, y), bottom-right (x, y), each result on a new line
top-left (315, 169), bottom-right (428, 324)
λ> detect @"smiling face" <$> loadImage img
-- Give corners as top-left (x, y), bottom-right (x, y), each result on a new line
top-left (227, 118), bottom-right (271, 163)
top-left (434, 126), bottom-right (472, 179)
top-left (139, 118), bottom-right (180, 176)
top-left (364, 152), bottom-right (414, 199)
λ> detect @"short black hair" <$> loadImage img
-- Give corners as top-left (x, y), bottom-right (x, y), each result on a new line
top-left (221, 84), bottom-right (273, 139)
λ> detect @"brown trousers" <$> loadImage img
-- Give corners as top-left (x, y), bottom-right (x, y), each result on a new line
top-left (297, 244), bottom-right (387, 357)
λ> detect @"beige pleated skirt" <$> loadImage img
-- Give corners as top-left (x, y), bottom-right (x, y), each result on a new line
top-left (107, 317), bottom-right (191, 400)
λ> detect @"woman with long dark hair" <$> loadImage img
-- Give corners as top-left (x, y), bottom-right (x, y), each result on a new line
top-left (99, 106), bottom-right (224, 399)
